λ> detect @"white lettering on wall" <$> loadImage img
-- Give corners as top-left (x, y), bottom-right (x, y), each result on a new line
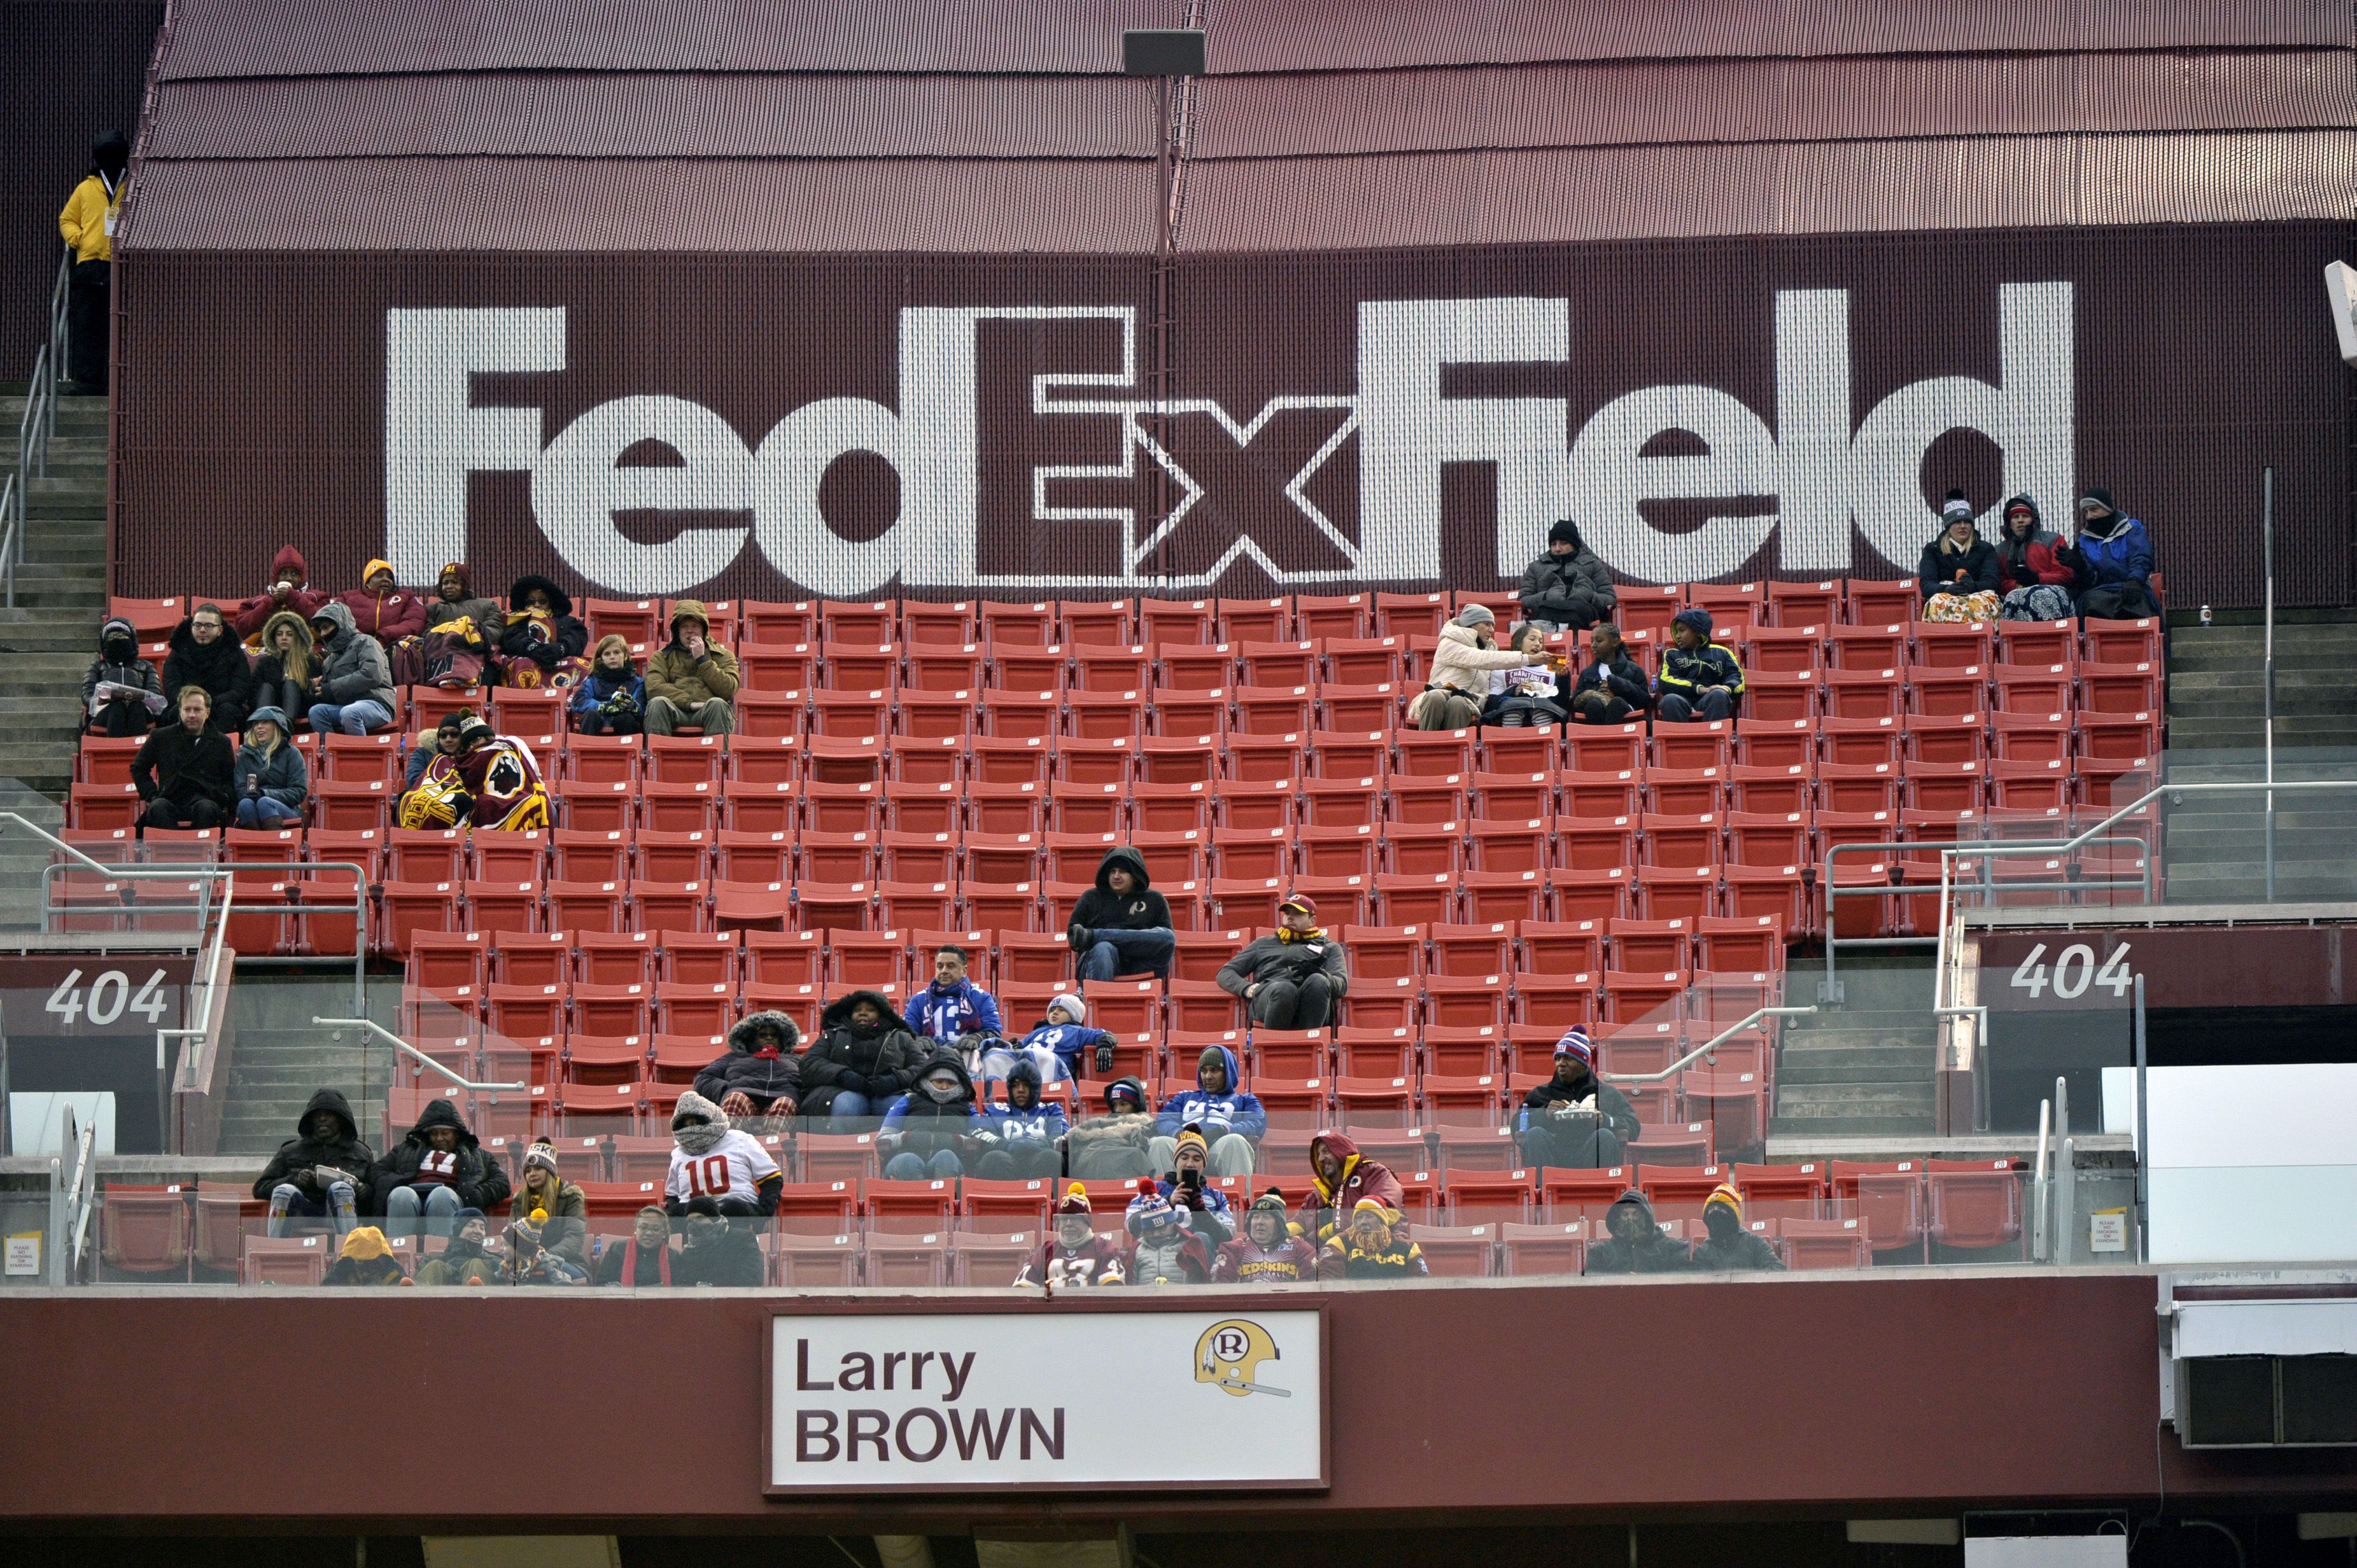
top-left (384, 307), bottom-right (565, 585)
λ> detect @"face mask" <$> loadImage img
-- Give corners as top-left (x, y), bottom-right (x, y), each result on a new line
top-left (922, 1077), bottom-right (962, 1103)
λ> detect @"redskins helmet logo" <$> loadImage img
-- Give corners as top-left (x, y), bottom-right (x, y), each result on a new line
top-left (1195, 1319), bottom-right (1288, 1399)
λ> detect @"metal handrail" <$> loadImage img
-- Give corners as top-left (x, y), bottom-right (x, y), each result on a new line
top-left (313, 1016), bottom-right (524, 1096)
top-left (1599, 1005), bottom-right (1815, 1086)
top-left (62, 1103), bottom-right (97, 1282)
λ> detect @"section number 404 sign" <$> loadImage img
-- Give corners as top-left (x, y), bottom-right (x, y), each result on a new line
top-left (2008, 942), bottom-right (2136, 1002)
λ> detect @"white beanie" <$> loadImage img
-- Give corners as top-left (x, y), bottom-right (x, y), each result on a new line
top-left (1049, 992), bottom-right (1086, 1025)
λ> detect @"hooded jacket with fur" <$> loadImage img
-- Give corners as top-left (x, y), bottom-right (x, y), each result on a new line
top-left (370, 1097), bottom-right (513, 1214)
top-left (310, 600), bottom-right (398, 713)
top-left (1065, 846), bottom-right (1173, 953)
top-left (251, 1088), bottom-right (376, 1207)
top-left (694, 1011), bottom-right (803, 1105)
top-left (880, 1056), bottom-right (984, 1160)
top-left (499, 575), bottom-right (589, 669)
top-left (797, 990), bottom-right (924, 1114)
top-left (161, 616), bottom-right (254, 719)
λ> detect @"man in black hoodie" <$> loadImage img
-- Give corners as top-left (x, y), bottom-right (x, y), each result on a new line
top-left (253, 1088), bottom-right (374, 1239)
top-left (1516, 519), bottom-right (1617, 634)
top-left (160, 603), bottom-right (251, 735)
top-left (798, 989), bottom-right (923, 1130)
top-left (372, 1098), bottom-right (512, 1241)
top-left (1067, 846), bottom-right (1174, 982)
top-left (1585, 1190), bottom-right (1696, 1275)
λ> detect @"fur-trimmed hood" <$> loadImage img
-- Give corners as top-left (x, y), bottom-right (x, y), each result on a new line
top-left (726, 1011), bottom-right (801, 1054)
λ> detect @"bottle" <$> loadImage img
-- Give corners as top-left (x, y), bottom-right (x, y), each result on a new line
top-left (2200, 605), bottom-right (2213, 627)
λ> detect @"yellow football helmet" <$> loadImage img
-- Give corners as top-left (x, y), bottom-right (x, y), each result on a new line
top-left (1195, 1318), bottom-right (1287, 1399)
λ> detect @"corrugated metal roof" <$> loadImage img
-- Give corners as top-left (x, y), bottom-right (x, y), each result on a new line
top-left (145, 73), bottom-right (1159, 160)
top-left (1181, 130), bottom-right (2356, 251)
top-left (122, 155), bottom-right (1158, 251)
top-left (158, 0), bottom-right (1188, 80)
top-left (1201, 0), bottom-right (2349, 73)
top-left (1190, 50), bottom-right (2357, 158)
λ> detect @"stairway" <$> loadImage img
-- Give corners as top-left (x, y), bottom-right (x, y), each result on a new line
top-left (0, 390), bottom-right (109, 926)
top-left (2160, 617), bottom-right (2357, 904)
top-left (1769, 993), bottom-right (1939, 1142)
top-left (214, 974), bottom-right (395, 1158)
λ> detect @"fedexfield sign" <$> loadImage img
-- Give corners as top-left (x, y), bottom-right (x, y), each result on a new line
top-left (384, 285), bottom-right (2071, 597)
top-left (765, 1310), bottom-right (1326, 1493)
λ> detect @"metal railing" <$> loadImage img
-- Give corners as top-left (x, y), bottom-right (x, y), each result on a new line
top-left (1598, 1004), bottom-right (1816, 1085)
top-left (55, 1102), bottom-right (98, 1285)
top-left (312, 1016), bottom-right (524, 1098)
top-left (3, 255), bottom-right (66, 608)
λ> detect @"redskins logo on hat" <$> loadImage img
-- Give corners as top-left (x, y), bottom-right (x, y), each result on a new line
top-left (1194, 1318), bottom-right (1288, 1399)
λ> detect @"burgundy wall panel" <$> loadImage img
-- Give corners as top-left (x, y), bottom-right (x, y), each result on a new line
top-left (113, 223), bottom-right (2352, 611)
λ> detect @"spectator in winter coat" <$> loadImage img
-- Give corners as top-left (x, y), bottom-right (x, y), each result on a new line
top-left (796, 990), bottom-right (923, 1128)
top-left (1216, 894), bottom-right (1349, 1029)
top-left (505, 1140), bottom-right (589, 1284)
top-left (82, 616), bottom-right (164, 736)
top-left (1569, 624), bottom-right (1651, 725)
top-left (254, 1088), bottom-right (375, 1238)
top-left (423, 562), bottom-right (504, 641)
top-left (1066, 846), bottom-right (1175, 981)
top-left (1150, 1046), bottom-right (1264, 1177)
top-left (1157, 1124), bottom-right (1236, 1247)
top-left (232, 706), bottom-right (307, 829)
top-left (336, 559), bottom-right (426, 647)
top-left (1692, 1183), bottom-right (1785, 1272)
top-left (321, 1226), bottom-right (409, 1287)
top-left (57, 129), bottom-right (127, 392)
top-left (696, 1011), bottom-right (801, 1119)
top-left (1318, 1198), bottom-right (1428, 1280)
top-left (591, 1207), bottom-right (675, 1286)
top-left (976, 1058), bottom-right (1068, 1180)
top-left (2062, 486), bottom-right (2160, 620)
top-left (984, 992), bottom-right (1108, 1087)
top-left (1654, 608), bottom-right (1744, 723)
top-left (905, 945), bottom-right (1003, 1047)
top-left (231, 546), bottom-right (328, 641)
top-left (676, 1213), bottom-right (767, 1287)
top-left (1918, 491), bottom-right (2001, 622)
top-left (570, 636), bottom-right (646, 736)
top-left (665, 1091), bottom-right (783, 1218)
top-left (1484, 620), bottom-right (1569, 727)
top-left (1515, 1027), bottom-right (1639, 1172)
top-left (1214, 1191), bottom-right (1319, 1283)
top-left (396, 711), bottom-right (474, 828)
top-left (1065, 1077), bottom-right (1158, 1181)
top-left (498, 574), bottom-right (590, 689)
top-left (1584, 1189), bottom-right (1695, 1275)
top-left (1409, 605), bottom-right (1526, 729)
top-left (644, 599), bottom-right (740, 735)
top-left (161, 604), bottom-right (253, 734)
top-left (447, 717), bottom-right (551, 832)
top-left (250, 611), bottom-right (318, 727)
top-left (1298, 1130), bottom-right (1404, 1250)
top-left (305, 601), bottom-right (398, 734)
top-left (132, 685), bottom-right (236, 830)
top-left (373, 1097), bottom-right (513, 1240)
top-left (1516, 519), bottom-right (1617, 634)
top-left (1126, 1189), bottom-right (1212, 1285)
top-left (879, 1057), bottom-right (985, 1180)
top-left (413, 1210), bottom-right (500, 1286)
top-left (1995, 494), bottom-right (2076, 622)
top-left (1015, 1185), bottom-right (1126, 1287)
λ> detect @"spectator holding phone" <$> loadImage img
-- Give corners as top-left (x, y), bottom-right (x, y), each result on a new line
top-left (1125, 1189), bottom-right (1212, 1285)
top-left (1156, 1124), bottom-right (1236, 1247)
top-left (1514, 1027), bottom-right (1638, 1172)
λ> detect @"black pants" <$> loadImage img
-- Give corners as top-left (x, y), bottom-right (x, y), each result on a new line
top-left (1250, 972), bottom-right (1336, 1029)
top-left (140, 795), bottom-right (226, 832)
top-left (1571, 690), bottom-right (1636, 724)
top-left (578, 708), bottom-right (643, 736)
top-left (1520, 1120), bottom-right (1624, 1171)
top-left (68, 260), bottom-right (109, 390)
top-left (88, 699), bottom-right (152, 738)
top-left (976, 1144), bottom-right (1062, 1181)
top-left (673, 1196), bottom-right (760, 1219)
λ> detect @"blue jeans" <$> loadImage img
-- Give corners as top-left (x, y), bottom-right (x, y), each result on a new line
top-left (1078, 927), bottom-right (1175, 982)
top-left (822, 1090), bottom-right (875, 1133)
top-left (384, 1183), bottom-right (462, 1240)
top-left (883, 1149), bottom-right (963, 1181)
top-left (1656, 688), bottom-right (1733, 723)
top-left (237, 795), bottom-right (302, 829)
top-left (267, 1180), bottom-right (357, 1239)
top-left (309, 699), bottom-right (395, 736)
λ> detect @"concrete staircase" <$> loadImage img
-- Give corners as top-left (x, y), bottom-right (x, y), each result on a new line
top-left (215, 974), bottom-right (395, 1158)
top-left (1768, 1005), bottom-right (1939, 1141)
top-left (0, 390), bottom-right (109, 925)
top-left (2161, 617), bottom-right (2357, 904)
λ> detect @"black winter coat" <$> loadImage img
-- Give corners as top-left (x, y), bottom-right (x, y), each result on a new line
top-left (1918, 535), bottom-right (2000, 599)
top-left (160, 619), bottom-right (253, 717)
top-left (1572, 654), bottom-right (1651, 710)
top-left (1516, 547), bottom-right (1616, 627)
top-left (1065, 846), bottom-right (1172, 953)
top-left (1692, 1227), bottom-right (1786, 1272)
top-left (796, 990), bottom-right (924, 1114)
top-left (694, 1011), bottom-right (805, 1105)
top-left (369, 1098), bottom-right (513, 1213)
top-left (251, 1089), bottom-right (377, 1207)
top-left (1518, 1069), bottom-right (1640, 1145)
top-left (132, 720), bottom-right (236, 811)
top-left (1585, 1192), bottom-right (1696, 1275)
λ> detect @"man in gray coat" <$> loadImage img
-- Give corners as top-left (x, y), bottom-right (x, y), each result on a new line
top-left (306, 601), bottom-right (400, 734)
top-left (1216, 893), bottom-right (1349, 1029)
top-left (1517, 519), bottom-right (1616, 634)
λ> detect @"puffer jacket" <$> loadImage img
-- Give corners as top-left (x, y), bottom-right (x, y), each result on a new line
top-left (694, 1011), bottom-right (804, 1105)
top-left (2065, 508), bottom-right (2156, 590)
top-left (796, 990), bottom-right (924, 1116)
top-left (879, 1056), bottom-right (983, 1161)
top-left (337, 559), bottom-right (428, 645)
top-left (83, 619), bottom-right (162, 718)
top-left (311, 600), bottom-right (398, 713)
top-left (232, 729), bottom-right (309, 811)
top-left (369, 1098), bottom-right (513, 1214)
top-left (161, 617), bottom-right (254, 717)
top-left (1409, 620), bottom-right (1529, 725)
top-left (1516, 539), bottom-right (1616, 627)
top-left (1918, 530), bottom-right (2001, 600)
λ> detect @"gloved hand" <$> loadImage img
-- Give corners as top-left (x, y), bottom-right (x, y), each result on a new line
top-left (451, 791), bottom-right (475, 821)
top-left (1094, 1039), bottom-right (1116, 1075)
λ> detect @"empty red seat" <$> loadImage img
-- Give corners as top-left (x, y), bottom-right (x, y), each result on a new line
top-left (1139, 599), bottom-right (1218, 647)
top-left (2078, 661), bottom-right (2162, 715)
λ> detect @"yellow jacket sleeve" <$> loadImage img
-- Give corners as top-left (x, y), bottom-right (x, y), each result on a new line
top-left (59, 177), bottom-right (118, 263)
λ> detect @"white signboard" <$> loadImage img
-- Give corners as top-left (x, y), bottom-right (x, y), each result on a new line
top-left (768, 1310), bottom-right (1325, 1494)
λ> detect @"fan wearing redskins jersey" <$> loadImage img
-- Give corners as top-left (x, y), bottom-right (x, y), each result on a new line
top-left (1015, 1184), bottom-right (1126, 1288)
top-left (450, 717), bottom-right (551, 832)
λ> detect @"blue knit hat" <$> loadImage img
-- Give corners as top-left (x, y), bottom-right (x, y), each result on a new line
top-left (1671, 607), bottom-right (1713, 639)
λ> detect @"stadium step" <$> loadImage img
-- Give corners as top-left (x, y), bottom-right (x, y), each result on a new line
top-left (0, 782), bottom-right (63, 931)
top-left (214, 977), bottom-right (396, 1157)
top-left (0, 392), bottom-right (113, 815)
top-left (1768, 1008), bottom-right (1939, 1140)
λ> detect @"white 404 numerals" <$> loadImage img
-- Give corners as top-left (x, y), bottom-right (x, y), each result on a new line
top-left (2008, 942), bottom-right (2134, 1001)
top-left (44, 968), bottom-right (171, 1028)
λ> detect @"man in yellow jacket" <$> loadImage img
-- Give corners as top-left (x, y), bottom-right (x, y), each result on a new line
top-left (58, 129), bottom-right (130, 393)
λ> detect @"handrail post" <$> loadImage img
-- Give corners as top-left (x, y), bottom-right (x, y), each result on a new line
top-left (2262, 465), bottom-right (2277, 904)
top-left (2133, 972), bottom-right (2151, 1264)
top-left (2031, 1096), bottom-right (2052, 1262)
